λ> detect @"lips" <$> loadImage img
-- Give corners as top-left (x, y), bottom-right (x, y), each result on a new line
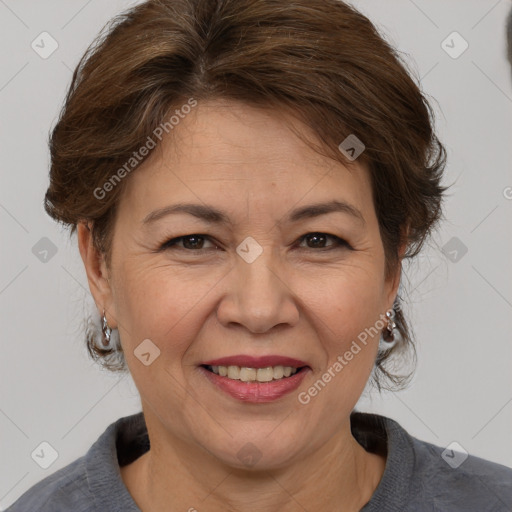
top-left (200, 355), bottom-right (310, 369)
top-left (199, 355), bottom-right (311, 403)
top-left (198, 365), bottom-right (311, 402)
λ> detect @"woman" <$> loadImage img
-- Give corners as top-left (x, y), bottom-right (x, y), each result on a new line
top-left (7, 0), bottom-right (512, 510)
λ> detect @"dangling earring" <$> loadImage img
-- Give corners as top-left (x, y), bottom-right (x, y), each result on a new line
top-left (379, 308), bottom-right (401, 352)
top-left (101, 308), bottom-right (114, 349)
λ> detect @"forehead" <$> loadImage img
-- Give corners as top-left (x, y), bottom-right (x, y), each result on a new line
top-left (120, 99), bottom-right (373, 220)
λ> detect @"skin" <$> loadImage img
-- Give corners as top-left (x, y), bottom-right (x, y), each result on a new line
top-left (78, 98), bottom-right (405, 511)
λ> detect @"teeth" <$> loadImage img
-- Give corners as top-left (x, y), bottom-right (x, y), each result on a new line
top-left (240, 367), bottom-right (257, 381)
top-left (208, 365), bottom-right (299, 382)
top-left (273, 366), bottom-right (284, 379)
top-left (227, 365), bottom-right (239, 380)
top-left (256, 367), bottom-right (274, 382)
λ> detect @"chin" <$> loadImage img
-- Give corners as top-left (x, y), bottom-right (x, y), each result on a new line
top-left (202, 433), bottom-right (304, 472)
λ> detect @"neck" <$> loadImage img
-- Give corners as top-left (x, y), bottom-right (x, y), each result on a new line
top-left (121, 414), bottom-right (386, 512)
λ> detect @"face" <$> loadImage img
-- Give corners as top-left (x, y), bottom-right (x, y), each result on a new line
top-left (79, 99), bottom-right (401, 470)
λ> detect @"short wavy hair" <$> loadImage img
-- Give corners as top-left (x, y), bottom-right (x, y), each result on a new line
top-left (44, 0), bottom-right (448, 392)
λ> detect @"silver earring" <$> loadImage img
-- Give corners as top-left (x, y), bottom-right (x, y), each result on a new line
top-left (379, 308), bottom-right (401, 352)
top-left (101, 309), bottom-right (114, 349)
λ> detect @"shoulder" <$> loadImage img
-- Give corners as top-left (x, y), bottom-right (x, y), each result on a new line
top-left (407, 434), bottom-right (512, 510)
top-left (354, 412), bottom-right (512, 511)
top-left (4, 412), bottom-right (146, 512)
top-left (4, 456), bottom-right (93, 512)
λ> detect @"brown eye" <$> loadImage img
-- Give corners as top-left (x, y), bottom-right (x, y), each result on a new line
top-left (298, 233), bottom-right (351, 250)
top-left (160, 234), bottom-right (217, 252)
top-left (180, 235), bottom-right (206, 250)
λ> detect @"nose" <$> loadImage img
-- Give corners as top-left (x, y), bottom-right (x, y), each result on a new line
top-left (216, 249), bottom-right (300, 334)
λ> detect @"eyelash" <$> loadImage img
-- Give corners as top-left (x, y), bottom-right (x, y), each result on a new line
top-left (158, 233), bottom-right (352, 254)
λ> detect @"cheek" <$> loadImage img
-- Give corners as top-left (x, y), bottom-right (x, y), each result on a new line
top-left (301, 274), bottom-right (383, 414)
top-left (113, 244), bottom-right (386, 363)
top-left (307, 258), bottom-right (384, 324)
top-left (113, 260), bottom-right (220, 353)
top-left (337, 273), bottom-right (384, 328)
top-left (303, 262), bottom-right (384, 370)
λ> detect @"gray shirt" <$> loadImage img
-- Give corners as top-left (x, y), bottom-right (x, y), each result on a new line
top-left (5, 411), bottom-right (512, 511)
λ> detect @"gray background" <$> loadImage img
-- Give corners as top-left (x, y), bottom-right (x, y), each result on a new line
top-left (1, 0), bottom-right (511, 508)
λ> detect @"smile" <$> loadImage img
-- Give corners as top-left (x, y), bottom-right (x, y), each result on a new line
top-left (203, 364), bottom-right (301, 382)
top-left (199, 365), bottom-right (310, 403)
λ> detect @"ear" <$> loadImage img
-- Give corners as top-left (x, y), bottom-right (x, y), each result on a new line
top-left (77, 221), bottom-right (117, 328)
top-left (385, 227), bottom-right (408, 310)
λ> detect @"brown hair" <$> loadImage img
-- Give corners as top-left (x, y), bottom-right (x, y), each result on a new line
top-left (45, 0), bottom-right (448, 391)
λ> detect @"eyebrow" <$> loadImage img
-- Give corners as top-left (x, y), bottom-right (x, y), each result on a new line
top-left (142, 200), bottom-right (366, 227)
